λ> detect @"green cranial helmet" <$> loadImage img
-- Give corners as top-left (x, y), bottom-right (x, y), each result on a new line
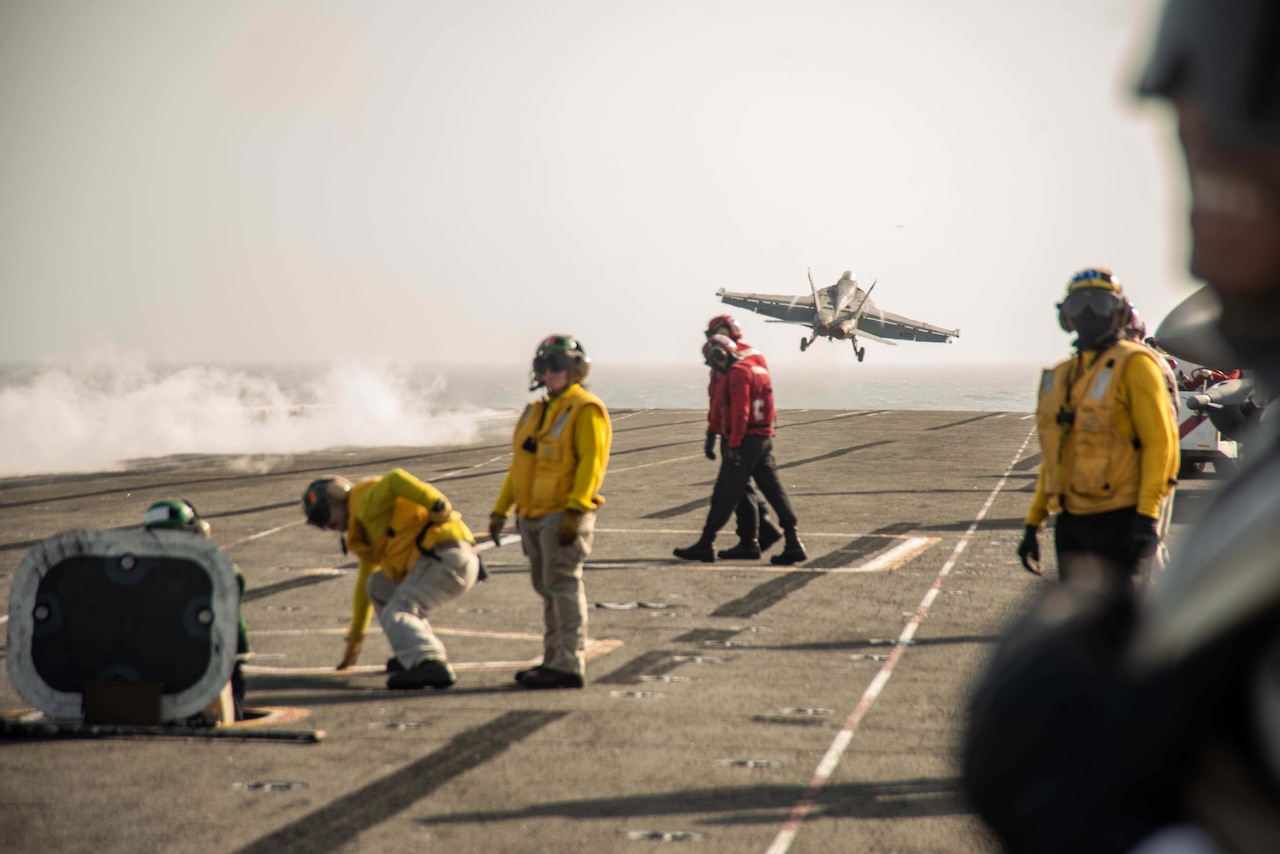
top-left (302, 476), bottom-right (352, 528)
top-left (530, 334), bottom-right (590, 390)
top-left (144, 499), bottom-right (212, 538)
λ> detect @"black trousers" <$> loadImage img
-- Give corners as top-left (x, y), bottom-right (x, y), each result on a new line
top-left (703, 434), bottom-right (797, 541)
top-left (1054, 506), bottom-right (1140, 588)
top-left (721, 435), bottom-right (772, 541)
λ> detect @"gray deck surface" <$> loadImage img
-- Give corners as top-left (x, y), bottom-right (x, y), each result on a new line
top-left (0, 409), bottom-right (1220, 853)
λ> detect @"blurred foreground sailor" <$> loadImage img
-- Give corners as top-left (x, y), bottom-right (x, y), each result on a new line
top-left (302, 469), bottom-right (480, 690)
top-left (674, 333), bottom-right (806, 565)
top-left (1017, 267), bottom-right (1179, 589)
top-left (489, 335), bottom-right (611, 689)
top-left (143, 499), bottom-right (250, 721)
top-left (701, 314), bottom-right (782, 560)
top-left (965, 1), bottom-right (1280, 851)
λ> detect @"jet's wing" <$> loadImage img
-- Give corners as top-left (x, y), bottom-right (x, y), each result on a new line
top-left (715, 288), bottom-right (815, 325)
top-left (857, 308), bottom-right (959, 343)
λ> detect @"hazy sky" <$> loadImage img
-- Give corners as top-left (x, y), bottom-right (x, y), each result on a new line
top-left (1, 0), bottom-right (1188, 370)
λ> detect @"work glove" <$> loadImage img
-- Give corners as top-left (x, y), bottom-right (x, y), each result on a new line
top-left (337, 634), bottom-right (364, 670)
top-left (726, 446), bottom-right (742, 467)
top-left (1123, 514), bottom-right (1160, 567)
top-left (558, 508), bottom-right (583, 546)
top-left (704, 431), bottom-right (716, 461)
top-left (488, 512), bottom-right (507, 547)
top-left (1017, 525), bottom-right (1041, 575)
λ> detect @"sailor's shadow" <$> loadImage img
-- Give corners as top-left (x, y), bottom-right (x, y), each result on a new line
top-left (414, 777), bottom-right (971, 826)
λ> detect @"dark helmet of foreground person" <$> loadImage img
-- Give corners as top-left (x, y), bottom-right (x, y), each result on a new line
top-left (1131, 0), bottom-right (1280, 681)
top-left (1139, 0), bottom-right (1280, 147)
top-left (529, 334), bottom-right (590, 390)
top-left (301, 476), bottom-right (352, 528)
top-left (143, 499), bottom-right (211, 538)
top-left (1056, 267), bottom-right (1129, 348)
top-left (1139, 0), bottom-right (1280, 368)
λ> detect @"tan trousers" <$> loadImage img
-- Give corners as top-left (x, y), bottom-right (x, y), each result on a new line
top-left (519, 511), bottom-right (594, 677)
top-left (367, 544), bottom-right (479, 668)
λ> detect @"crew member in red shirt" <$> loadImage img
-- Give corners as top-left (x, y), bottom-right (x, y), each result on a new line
top-left (702, 315), bottom-right (782, 559)
top-left (675, 334), bottom-right (806, 565)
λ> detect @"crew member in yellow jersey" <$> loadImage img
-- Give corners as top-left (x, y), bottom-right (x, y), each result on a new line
top-left (302, 468), bottom-right (480, 690)
top-left (489, 335), bottom-right (612, 690)
top-left (1017, 268), bottom-right (1179, 590)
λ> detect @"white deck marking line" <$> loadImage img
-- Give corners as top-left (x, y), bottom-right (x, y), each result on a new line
top-left (838, 537), bottom-right (936, 573)
top-left (436, 452), bottom-right (512, 480)
top-left (609, 454), bottom-right (706, 474)
top-left (583, 537), bottom-right (937, 575)
top-left (228, 524), bottom-right (515, 556)
top-left (224, 518), bottom-right (305, 549)
top-left (823, 410), bottom-right (884, 420)
top-left (765, 426), bottom-right (1036, 854)
top-left (1020, 413), bottom-right (1035, 420)
top-left (251, 626), bottom-right (540, 640)
top-left (242, 637), bottom-right (622, 676)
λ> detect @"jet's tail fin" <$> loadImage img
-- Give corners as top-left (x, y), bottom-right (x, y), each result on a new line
top-left (807, 267), bottom-right (831, 323)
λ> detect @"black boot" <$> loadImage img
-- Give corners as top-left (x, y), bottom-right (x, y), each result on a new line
top-left (386, 656), bottom-right (406, 673)
top-left (387, 658), bottom-right (456, 690)
top-left (759, 519), bottom-right (783, 552)
top-left (520, 668), bottom-right (585, 690)
top-left (514, 665), bottom-right (547, 682)
top-left (673, 540), bottom-right (716, 562)
top-left (717, 540), bottom-right (762, 560)
top-left (770, 531), bottom-right (808, 565)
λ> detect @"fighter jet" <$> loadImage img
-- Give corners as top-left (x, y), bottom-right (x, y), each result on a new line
top-left (716, 269), bottom-right (960, 361)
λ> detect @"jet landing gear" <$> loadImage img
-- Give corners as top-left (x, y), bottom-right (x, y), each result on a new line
top-left (852, 339), bottom-right (865, 362)
top-left (800, 335), bottom-right (816, 352)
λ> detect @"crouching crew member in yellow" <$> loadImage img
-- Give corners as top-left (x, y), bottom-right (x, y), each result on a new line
top-left (302, 468), bottom-right (480, 690)
top-left (1018, 268), bottom-right (1179, 590)
top-left (489, 335), bottom-right (612, 690)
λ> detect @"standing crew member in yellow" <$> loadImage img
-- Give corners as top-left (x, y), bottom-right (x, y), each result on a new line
top-left (488, 335), bottom-right (611, 690)
top-left (302, 469), bottom-right (481, 690)
top-left (1017, 268), bottom-right (1179, 589)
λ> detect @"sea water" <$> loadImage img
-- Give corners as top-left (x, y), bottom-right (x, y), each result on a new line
top-left (0, 360), bottom-right (1042, 478)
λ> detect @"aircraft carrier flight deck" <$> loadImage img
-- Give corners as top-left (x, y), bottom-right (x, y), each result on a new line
top-left (0, 409), bottom-right (1220, 853)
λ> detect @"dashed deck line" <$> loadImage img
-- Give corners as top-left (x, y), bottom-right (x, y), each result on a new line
top-left (242, 633), bottom-right (622, 676)
top-left (764, 425), bottom-right (1037, 854)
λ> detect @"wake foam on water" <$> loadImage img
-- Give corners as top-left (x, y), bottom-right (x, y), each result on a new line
top-left (0, 354), bottom-right (511, 477)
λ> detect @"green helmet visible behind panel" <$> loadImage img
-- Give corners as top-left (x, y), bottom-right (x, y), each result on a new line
top-left (144, 499), bottom-right (212, 538)
top-left (529, 334), bottom-right (591, 391)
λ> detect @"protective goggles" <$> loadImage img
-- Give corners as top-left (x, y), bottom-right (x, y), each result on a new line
top-left (1058, 287), bottom-right (1124, 318)
top-left (1139, 0), bottom-right (1280, 145)
top-left (532, 350), bottom-right (575, 375)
